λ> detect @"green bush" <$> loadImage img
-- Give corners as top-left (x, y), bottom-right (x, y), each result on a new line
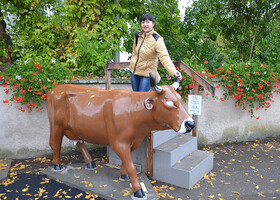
top-left (1, 59), bottom-right (71, 112)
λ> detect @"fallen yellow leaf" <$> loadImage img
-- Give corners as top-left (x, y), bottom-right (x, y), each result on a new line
top-left (99, 185), bottom-right (107, 188)
top-left (123, 190), bottom-right (131, 196)
top-left (233, 191), bottom-right (240, 195)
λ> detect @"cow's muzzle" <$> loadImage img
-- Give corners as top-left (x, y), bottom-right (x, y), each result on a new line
top-left (185, 120), bottom-right (195, 133)
top-left (177, 117), bottom-right (195, 134)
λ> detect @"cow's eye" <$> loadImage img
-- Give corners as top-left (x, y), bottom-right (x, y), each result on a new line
top-left (165, 100), bottom-right (175, 107)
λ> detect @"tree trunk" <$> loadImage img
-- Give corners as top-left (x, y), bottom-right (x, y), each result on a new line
top-left (0, 9), bottom-right (12, 72)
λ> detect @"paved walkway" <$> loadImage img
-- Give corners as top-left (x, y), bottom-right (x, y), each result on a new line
top-left (0, 137), bottom-right (279, 199)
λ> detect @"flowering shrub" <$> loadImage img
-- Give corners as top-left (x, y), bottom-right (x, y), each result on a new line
top-left (213, 62), bottom-right (279, 117)
top-left (1, 60), bottom-right (71, 112)
top-left (159, 61), bottom-right (279, 118)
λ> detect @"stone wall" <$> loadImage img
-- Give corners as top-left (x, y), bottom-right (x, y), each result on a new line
top-left (197, 82), bottom-right (280, 145)
top-left (0, 80), bottom-right (279, 158)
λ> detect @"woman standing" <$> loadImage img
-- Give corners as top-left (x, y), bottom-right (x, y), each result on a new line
top-left (129, 13), bottom-right (182, 92)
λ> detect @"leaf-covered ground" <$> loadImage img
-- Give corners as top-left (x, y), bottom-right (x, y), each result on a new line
top-left (0, 137), bottom-right (279, 199)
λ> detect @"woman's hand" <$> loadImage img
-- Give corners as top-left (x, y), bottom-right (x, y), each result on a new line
top-left (174, 71), bottom-right (182, 81)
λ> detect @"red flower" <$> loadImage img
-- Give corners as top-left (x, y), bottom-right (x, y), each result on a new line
top-left (216, 85), bottom-right (220, 88)
top-left (256, 117), bottom-right (260, 120)
top-left (0, 76), bottom-right (3, 80)
top-left (20, 78), bottom-right (26, 82)
top-left (228, 84), bottom-right (233, 88)
top-left (204, 60), bottom-right (208, 64)
top-left (235, 104), bottom-right (238, 107)
top-left (252, 89), bottom-right (256, 92)
top-left (246, 73), bottom-right (250, 77)
top-left (53, 82), bottom-right (58, 86)
top-left (226, 70), bottom-right (231, 74)
top-left (42, 85), bottom-right (47, 90)
top-left (32, 72), bottom-right (37, 76)
top-left (20, 90), bottom-right (25, 94)
top-left (3, 100), bottom-right (9, 103)
top-left (220, 97), bottom-right (225, 102)
top-left (255, 107), bottom-right (259, 110)
top-left (42, 94), bottom-right (47, 101)
top-left (233, 74), bottom-right (237, 77)
top-left (2, 84), bottom-right (7, 87)
top-left (31, 103), bottom-right (37, 107)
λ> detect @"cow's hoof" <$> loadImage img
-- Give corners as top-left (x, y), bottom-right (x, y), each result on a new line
top-left (131, 189), bottom-right (147, 199)
top-left (86, 161), bottom-right (97, 170)
top-left (119, 174), bottom-right (130, 181)
top-left (52, 164), bottom-right (63, 172)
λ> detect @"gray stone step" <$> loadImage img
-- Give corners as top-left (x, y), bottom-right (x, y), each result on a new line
top-left (153, 129), bottom-right (184, 148)
top-left (153, 134), bottom-right (197, 166)
top-left (172, 150), bottom-right (214, 188)
top-left (153, 150), bottom-right (214, 189)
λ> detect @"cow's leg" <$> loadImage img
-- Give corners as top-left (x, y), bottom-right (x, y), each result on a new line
top-left (118, 135), bottom-right (147, 182)
top-left (49, 125), bottom-right (64, 171)
top-left (76, 141), bottom-right (96, 169)
top-left (111, 144), bottom-right (145, 198)
top-left (64, 130), bottom-right (97, 170)
top-left (119, 164), bottom-right (130, 181)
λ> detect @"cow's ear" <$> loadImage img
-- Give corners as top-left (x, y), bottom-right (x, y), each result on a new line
top-left (144, 97), bottom-right (154, 110)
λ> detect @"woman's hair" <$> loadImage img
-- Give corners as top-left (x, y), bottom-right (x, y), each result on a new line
top-left (140, 13), bottom-right (155, 23)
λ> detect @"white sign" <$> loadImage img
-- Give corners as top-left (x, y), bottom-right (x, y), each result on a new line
top-left (188, 95), bottom-right (202, 115)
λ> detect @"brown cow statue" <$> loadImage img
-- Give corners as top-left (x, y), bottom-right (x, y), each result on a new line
top-left (47, 73), bottom-right (195, 199)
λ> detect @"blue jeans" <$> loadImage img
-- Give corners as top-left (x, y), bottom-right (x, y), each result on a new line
top-left (130, 72), bottom-right (150, 92)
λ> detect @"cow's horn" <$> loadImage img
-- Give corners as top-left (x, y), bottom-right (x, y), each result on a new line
top-left (171, 77), bottom-right (180, 90)
top-left (149, 72), bottom-right (162, 93)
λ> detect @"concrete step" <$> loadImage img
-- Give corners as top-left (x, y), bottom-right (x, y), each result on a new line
top-left (172, 150), bottom-right (214, 188)
top-left (153, 150), bottom-right (214, 189)
top-left (153, 134), bottom-right (197, 166)
top-left (153, 129), bottom-right (179, 148)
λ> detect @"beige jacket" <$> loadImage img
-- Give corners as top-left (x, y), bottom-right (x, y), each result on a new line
top-left (129, 29), bottom-right (177, 79)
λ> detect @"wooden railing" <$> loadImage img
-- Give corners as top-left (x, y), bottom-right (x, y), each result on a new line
top-left (105, 61), bottom-right (215, 177)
